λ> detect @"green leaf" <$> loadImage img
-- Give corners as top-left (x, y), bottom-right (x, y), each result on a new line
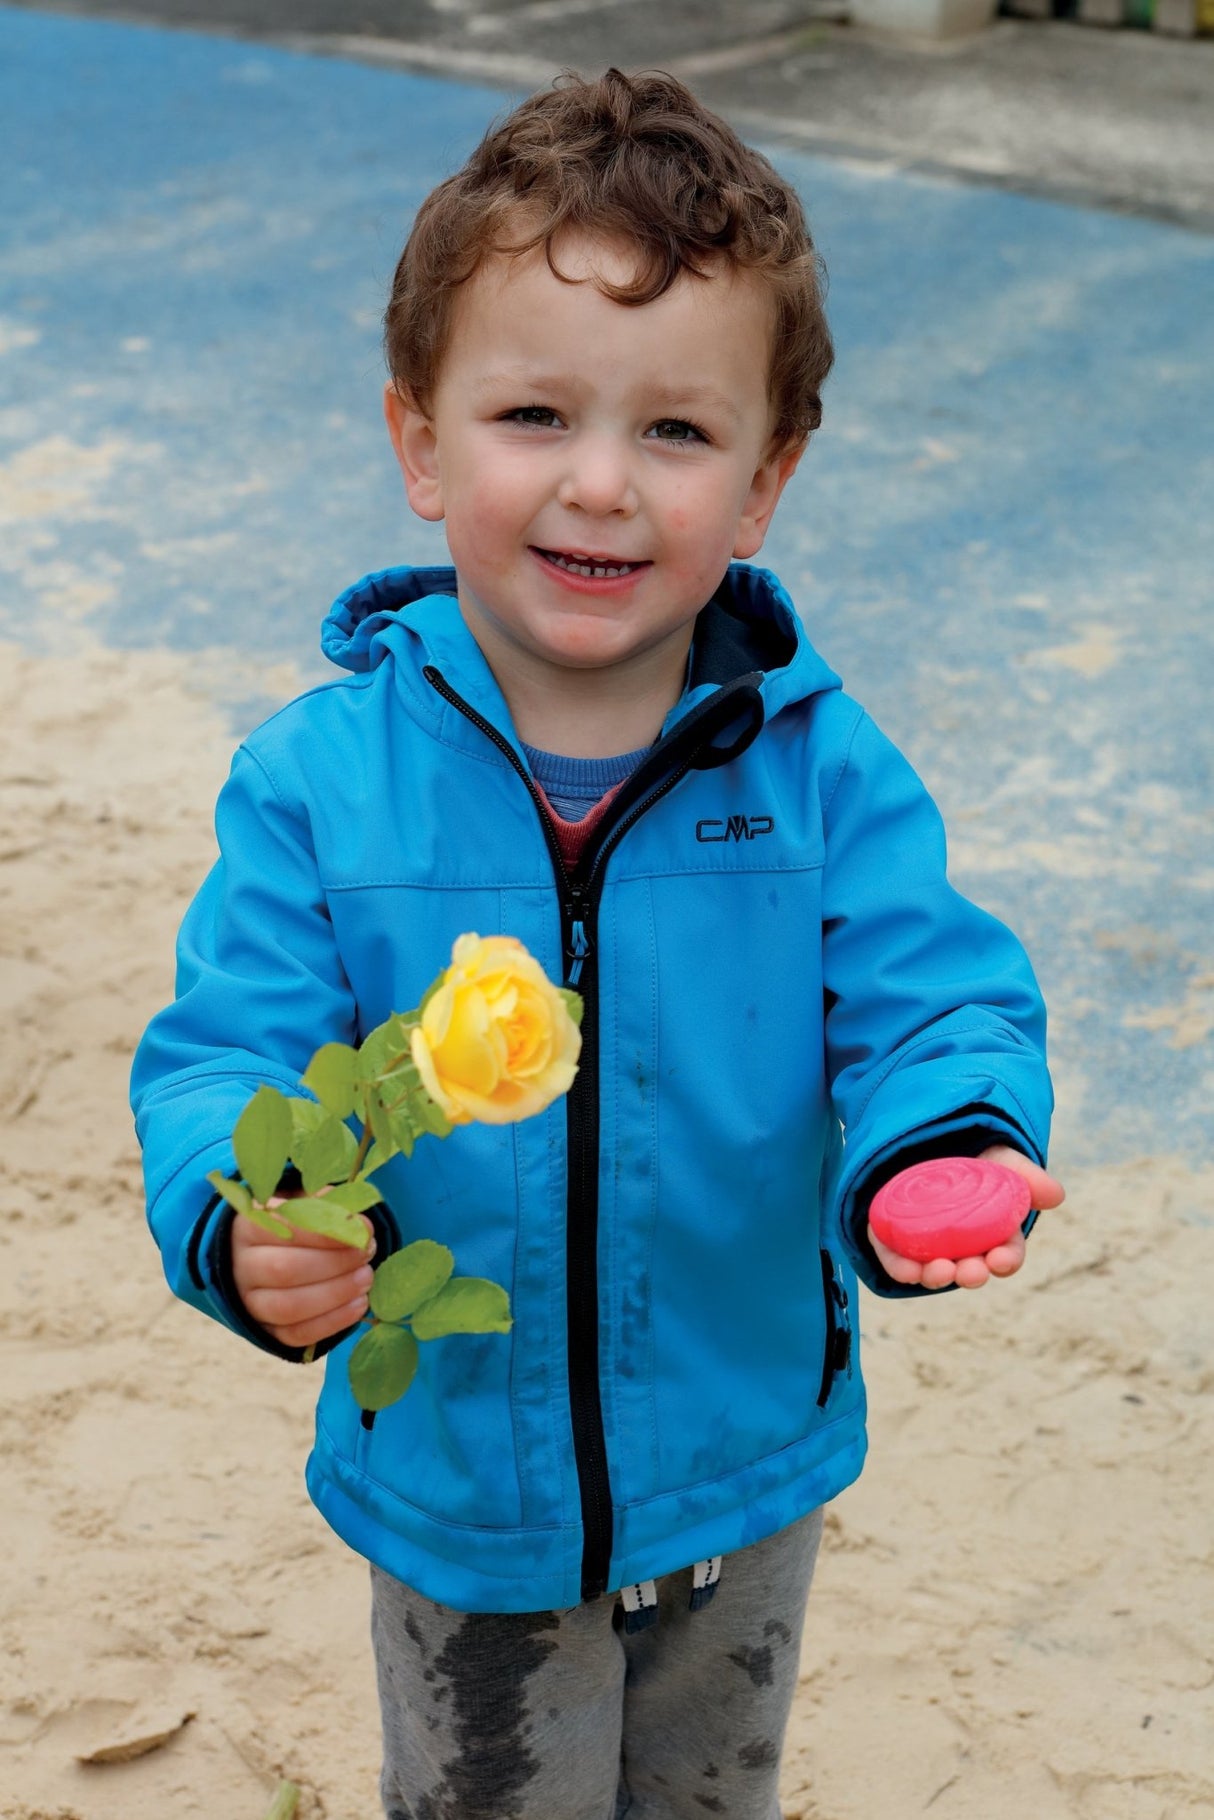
top-left (379, 1071), bottom-right (423, 1118)
top-left (301, 1043), bottom-right (359, 1120)
top-left (411, 1277), bottom-right (513, 1341)
top-left (323, 1178), bottom-right (383, 1216)
top-left (558, 987), bottom-right (584, 1029)
top-left (244, 1203), bottom-right (295, 1239)
top-left (387, 1103), bottom-right (419, 1160)
top-left (289, 1096), bottom-right (329, 1138)
top-left (207, 1173), bottom-right (291, 1237)
top-left (279, 1196), bottom-right (368, 1247)
top-left (348, 1323), bottom-right (419, 1412)
top-left (290, 1103), bottom-right (359, 1193)
top-left (366, 1090), bottom-right (417, 1162)
top-left (366, 1084), bottom-right (391, 1144)
top-left (356, 1015), bottom-right (410, 1087)
top-left (369, 1240), bottom-right (454, 1323)
top-left (413, 1089), bottom-right (453, 1140)
top-left (232, 1086), bottom-right (293, 1205)
top-left (362, 1139), bottom-right (396, 1178)
top-left (207, 1169), bottom-right (254, 1219)
top-left (366, 1086), bottom-right (402, 1162)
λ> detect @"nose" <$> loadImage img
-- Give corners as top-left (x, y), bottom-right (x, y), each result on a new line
top-left (556, 434), bottom-right (638, 519)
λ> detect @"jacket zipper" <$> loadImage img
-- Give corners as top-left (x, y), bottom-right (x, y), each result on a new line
top-left (556, 762), bottom-right (694, 1599)
top-left (816, 1248), bottom-right (853, 1409)
top-left (422, 664), bottom-right (692, 1601)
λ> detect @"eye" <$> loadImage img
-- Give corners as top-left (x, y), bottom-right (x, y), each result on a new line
top-left (647, 418), bottom-right (708, 446)
top-left (503, 405), bottom-right (562, 429)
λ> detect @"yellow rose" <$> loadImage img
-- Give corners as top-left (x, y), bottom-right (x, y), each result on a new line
top-left (410, 934), bottom-right (582, 1127)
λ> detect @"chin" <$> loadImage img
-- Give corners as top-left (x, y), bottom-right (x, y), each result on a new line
top-left (523, 614), bottom-right (631, 665)
top-left (536, 638), bottom-right (627, 672)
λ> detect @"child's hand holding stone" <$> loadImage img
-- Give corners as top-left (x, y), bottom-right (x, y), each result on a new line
top-left (868, 1145), bottom-right (1065, 1292)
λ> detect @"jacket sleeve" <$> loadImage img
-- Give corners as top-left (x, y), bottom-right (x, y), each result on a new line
top-left (819, 705), bottom-right (1054, 1297)
top-left (130, 742), bottom-right (371, 1353)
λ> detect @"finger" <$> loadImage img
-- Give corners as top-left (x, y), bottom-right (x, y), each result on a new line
top-left (979, 1146), bottom-right (1066, 1210)
top-left (265, 1296), bottom-right (372, 1351)
top-left (241, 1240), bottom-right (376, 1290)
top-left (953, 1255), bottom-right (992, 1290)
top-left (920, 1257), bottom-right (960, 1291)
top-left (243, 1264), bottom-right (374, 1329)
top-left (867, 1225), bottom-right (925, 1286)
top-left (985, 1231), bottom-right (1026, 1278)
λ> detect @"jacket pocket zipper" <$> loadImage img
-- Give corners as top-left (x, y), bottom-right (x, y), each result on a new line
top-left (817, 1248), bottom-right (852, 1409)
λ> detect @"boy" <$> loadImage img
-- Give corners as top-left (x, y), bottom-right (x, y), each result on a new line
top-left (132, 68), bottom-right (1064, 1820)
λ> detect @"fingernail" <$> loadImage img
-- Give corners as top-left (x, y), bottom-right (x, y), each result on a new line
top-left (355, 1265), bottom-right (374, 1289)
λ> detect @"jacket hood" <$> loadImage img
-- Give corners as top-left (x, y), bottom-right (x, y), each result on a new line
top-left (320, 561), bottom-right (842, 722)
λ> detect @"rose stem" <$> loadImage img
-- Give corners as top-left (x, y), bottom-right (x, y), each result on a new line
top-left (302, 1105), bottom-right (376, 1366)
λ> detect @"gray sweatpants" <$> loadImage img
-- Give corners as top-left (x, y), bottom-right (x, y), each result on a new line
top-left (370, 1506), bottom-right (824, 1820)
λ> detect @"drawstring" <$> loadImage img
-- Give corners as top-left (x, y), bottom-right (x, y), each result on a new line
top-left (619, 1580), bottom-right (658, 1633)
top-left (618, 1558), bottom-right (723, 1634)
top-left (690, 1555), bottom-right (722, 1612)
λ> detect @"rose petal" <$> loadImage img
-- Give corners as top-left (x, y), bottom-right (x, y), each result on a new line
top-left (436, 986), bottom-right (501, 1096)
top-left (410, 1025), bottom-right (467, 1124)
top-left (417, 934), bottom-right (582, 1126)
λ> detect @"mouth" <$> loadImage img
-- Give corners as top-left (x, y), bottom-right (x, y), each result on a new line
top-left (533, 547), bottom-right (650, 581)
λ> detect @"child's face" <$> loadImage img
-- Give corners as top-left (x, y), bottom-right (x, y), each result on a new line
top-left (386, 233), bottom-right (800, 693)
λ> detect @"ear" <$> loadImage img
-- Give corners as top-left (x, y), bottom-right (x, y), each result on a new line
top-left (733, 440), bottom-right (804, 561)
top-left (383, 381), bottom-right (444, 522)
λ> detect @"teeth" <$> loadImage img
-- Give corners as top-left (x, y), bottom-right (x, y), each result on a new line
top-left (546, 551), bottom-right (638, 579)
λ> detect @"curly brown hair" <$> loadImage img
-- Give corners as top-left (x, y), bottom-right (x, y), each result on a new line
top-left (384, 68), bottom-right (833, 453)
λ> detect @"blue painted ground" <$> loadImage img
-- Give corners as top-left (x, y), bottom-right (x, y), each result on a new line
top-left (1, 5), bottom-right (1210, 1170)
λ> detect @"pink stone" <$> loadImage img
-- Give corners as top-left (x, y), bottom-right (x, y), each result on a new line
top-left (870, 1156), bottom-right (1032, 1263)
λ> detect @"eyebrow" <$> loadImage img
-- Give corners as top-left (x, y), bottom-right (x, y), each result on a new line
top-left (644, 384), bottom-right (742, 423)
top-left (472, 372), bottom-right (743, 423)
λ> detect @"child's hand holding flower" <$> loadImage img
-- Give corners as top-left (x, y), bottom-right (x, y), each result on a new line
top-left (211, 934), bottom-right (582, 1410)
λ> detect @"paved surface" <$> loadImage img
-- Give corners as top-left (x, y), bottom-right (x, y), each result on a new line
top-left (8, 0), bottom-right (1214, 226)
top-left (1, 3), bottom-right (1211, 1169)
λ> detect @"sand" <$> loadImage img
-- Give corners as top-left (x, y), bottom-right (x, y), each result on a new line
top-left (1, 637), bottom-right (1211, 1820)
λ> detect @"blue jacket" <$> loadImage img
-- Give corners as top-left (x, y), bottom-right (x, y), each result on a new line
top-left (131, 562), bottom-right (1053, 1614)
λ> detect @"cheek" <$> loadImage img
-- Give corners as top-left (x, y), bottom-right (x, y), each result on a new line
top-left (664, 463), bottom-right (751, 536)
top-left (663, 486), bottom-right (747, 565)
top-left (448, 460), bottom-right (533, 546)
